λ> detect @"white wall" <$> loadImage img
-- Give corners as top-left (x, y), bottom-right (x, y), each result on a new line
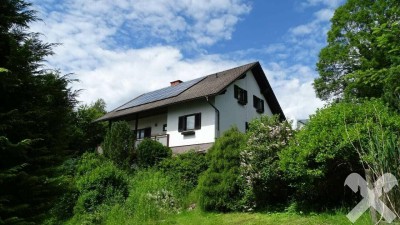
top-left (167, 99), bottom-right (216, 147)
top-left (215, 70), bottom-right (273, 134)
top-left (128, 113), bottom-right (167, 136)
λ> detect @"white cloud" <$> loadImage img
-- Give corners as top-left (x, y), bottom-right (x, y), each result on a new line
top-left (29, 0), bottom-right (251, 109)
top-left (302, 0), bottom-right (343, 8)
top-left (262, 62), bottom-right (324, 120)
top-left (28, 0), bottom-right (339, 120)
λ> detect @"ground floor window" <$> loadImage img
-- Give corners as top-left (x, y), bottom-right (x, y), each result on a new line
top-left (136, 127), bottom-right (151, 139)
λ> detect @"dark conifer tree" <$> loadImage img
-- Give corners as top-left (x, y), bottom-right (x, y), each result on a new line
top-left (0, 0), bottom-right (77, 223)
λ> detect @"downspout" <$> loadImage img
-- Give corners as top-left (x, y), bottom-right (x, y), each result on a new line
top-left (205, 96), bottom-right (220, 138)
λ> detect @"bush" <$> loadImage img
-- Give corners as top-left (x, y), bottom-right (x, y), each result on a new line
top-left (102, 121), bottom-right (133, 168)
top-left (197, 127), bottom-right (245, 212)
top-left (240, 115), bottom-right (294, 210)
top-left (158, 150), bottom-right (208, 192)
top-left (279, 99), bottom-right (400, 210)
top-left (136, 138), bottom-right (172, 168)
top-left (124, 169), bottom-right (186, 223)
top-left (73, 153), bottom-right (129, 215)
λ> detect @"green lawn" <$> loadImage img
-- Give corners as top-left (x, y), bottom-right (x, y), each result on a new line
top-left (158, 209), bottom-right (373, 225)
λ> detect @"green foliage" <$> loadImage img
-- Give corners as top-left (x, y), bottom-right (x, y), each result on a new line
top-left (0, 1), bottom-right (77, 223)
top-left (102, 121), bottom-right (133, 168)
top-left (315, 0), bottom-right (400, 109)
top-left (44, 158), bottom-right (79, 223)
top-left (65, 168), bottom-right (188, 224)
top-left (158, 150), bottom-right (208, 192)
top-left (136, 138), bottom-right (172, 168)
top-left (124, 169), bottom-right (186, 223)
top-left (73, 153), bottom-right (129, 215)
top-left (355, 121), bottom-right (400, 217)
top-left (279, 99), bottom-right (400, 209)
top-left (197, 127), bottom-right (246, 212)
top-left (240, 115), bottom-right (294, 210)
top-left (69, 99), bottom-right (107, 153)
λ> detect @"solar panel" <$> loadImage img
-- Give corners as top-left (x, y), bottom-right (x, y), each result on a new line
top-left (115, 76), bottom-right (204, 111)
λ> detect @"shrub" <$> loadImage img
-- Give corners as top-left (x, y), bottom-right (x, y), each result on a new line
top-left (158, 150), bottom-right (208, 192)
top-left (279, 99), bottom-right (400, 209)
top-left (124, 169), bottom-right (186, 223)
top-left (136, 138), bottom-right (172, 168)
top-left (240, 115), bottom-right (294, 210)
top-left (102, 121), bottom-right (133, 168)
top-left (73, 153), bottom-right (129, 215)
top-left (197, 127), bottom-right (245, 212)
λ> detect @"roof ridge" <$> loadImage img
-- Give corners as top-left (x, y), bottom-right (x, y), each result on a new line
top-left (110, 61), bottom-right (259, 112)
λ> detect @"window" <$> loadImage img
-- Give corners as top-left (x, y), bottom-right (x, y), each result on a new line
top-left (136, 127), bottom-right (151, 139)
top-left (253, 95), bottom-right (264, 113)
top-left (162, 124), bottom-right (167, 131)
top-left (178, 113), bottom-right (201, 132)
top-left (234, 85), bottom-right (247, 105)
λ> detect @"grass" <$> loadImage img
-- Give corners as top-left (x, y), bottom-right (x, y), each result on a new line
top-left (159, 208), bottom-right (373, 225)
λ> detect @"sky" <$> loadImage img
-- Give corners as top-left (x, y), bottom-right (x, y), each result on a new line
top-left (29, 0), bottom-right (345, 120)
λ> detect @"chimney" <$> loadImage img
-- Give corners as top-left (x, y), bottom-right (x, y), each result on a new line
top-left (170, 80), bottom-right (183, 86)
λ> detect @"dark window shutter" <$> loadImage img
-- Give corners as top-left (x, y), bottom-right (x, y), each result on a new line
top-left (253, 95), bottom-right (257, 108)
top-left (144, 127), bottom-right (151, 137)
top-left (261, 100), bottom-right (264, 112)
top-left (245, 122), bottom-right (249, 131)
top-left (195, 113), bottom-right (201, 129)
top-left (244, 90), bottom-right (248, 104)
top-left (178, 116), bottom-right (184, 132)
top-left (234, 85), bottom-right (238, 99)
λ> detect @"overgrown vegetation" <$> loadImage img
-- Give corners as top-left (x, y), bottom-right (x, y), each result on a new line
top-left (3, 0), bottom-right (400, 224)
top-left (240, 115), bottom-right (294, 211)
top-left (0, 0), bottom-right (77, 223)
top-left (158, 150), bottom-right (208, 192)
top-left (136, 138), bottom-right (172, 168)
top-left (280, 99), bottom-right (400, 210)
top-left (102, 121), bottom-right (134, 168)
top-left (197, 127), bottom-right (246, 212)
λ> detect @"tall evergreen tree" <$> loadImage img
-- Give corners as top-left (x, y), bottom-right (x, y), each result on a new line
top-left (0, 0), bottom-right (77, 223)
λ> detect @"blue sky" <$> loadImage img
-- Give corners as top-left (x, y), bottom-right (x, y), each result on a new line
top-left (30, 0), bottom-right (344, 120)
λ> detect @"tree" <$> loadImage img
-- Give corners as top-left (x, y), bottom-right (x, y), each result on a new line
top-left (0, 0), bottom-right (77, 223)
top-left (279, 99), bottom-right (400, 209)
top-left (69, 99), bottom-right (107, 153)
top-left (240, 115), bottom-right (294, 210)
top-left (197, 127), bottom-right (245, 212)
top-left (102, 121), bottom-right (134, 168)
top-left (314, 0), bottom-right (400, 109)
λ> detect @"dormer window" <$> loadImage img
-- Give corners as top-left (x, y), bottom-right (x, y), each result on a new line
top-left (253, 95), bottom-right (264, 113)
top-left (234, 85), bottom-right (247, 105)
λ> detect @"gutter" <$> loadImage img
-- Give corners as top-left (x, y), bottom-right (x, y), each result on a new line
top-left (205, 96), bottom-right (220, 138)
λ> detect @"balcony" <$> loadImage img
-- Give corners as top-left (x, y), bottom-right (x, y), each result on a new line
top-left (134, 134), bottom-right (169, 148)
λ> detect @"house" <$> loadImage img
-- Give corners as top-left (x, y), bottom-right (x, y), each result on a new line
top-left (96, 62), bottom-right (285, 153)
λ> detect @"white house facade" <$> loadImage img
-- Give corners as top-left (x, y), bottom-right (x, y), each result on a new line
top-left (96, 62), bottom-right (285, 153)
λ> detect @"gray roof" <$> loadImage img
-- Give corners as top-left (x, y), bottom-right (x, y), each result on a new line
top-left (96, 61), bottom-right (285, 122)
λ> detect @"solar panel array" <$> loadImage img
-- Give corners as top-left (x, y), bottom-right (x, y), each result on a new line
top-left (115, 76), bottom-right (204, 111)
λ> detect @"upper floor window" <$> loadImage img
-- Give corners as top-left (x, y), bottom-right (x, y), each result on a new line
top-left (253, 95), bottom-right (264, 113)
top-left (178, 113), bottom-right (201, 132)
top-left (234, 85), bottom-right (247, 105)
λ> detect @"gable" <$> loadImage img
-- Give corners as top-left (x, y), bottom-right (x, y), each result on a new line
top-left (96, 62), bottom-right (285, 122)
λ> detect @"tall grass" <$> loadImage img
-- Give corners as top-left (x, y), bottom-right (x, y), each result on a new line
top-left (350, 112), bottom-right (400, 222)
top-left (107, 168), bottom-right (187, 224)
